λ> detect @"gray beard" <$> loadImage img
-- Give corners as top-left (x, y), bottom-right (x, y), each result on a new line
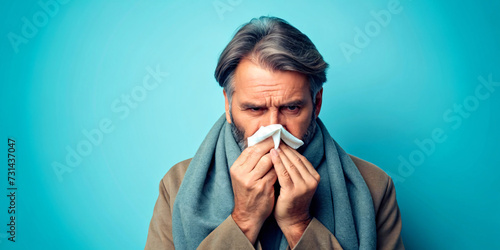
top-left (229, 111), bottom-right (317, 151)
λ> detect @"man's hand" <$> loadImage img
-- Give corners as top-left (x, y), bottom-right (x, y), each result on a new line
top-left (271, 144), bottom-right (320, 248)
top-left (230, 138), bottom-right (277, 244)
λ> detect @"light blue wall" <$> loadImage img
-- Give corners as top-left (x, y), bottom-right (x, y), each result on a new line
top-left (1, 0), bottom-right (499, 249)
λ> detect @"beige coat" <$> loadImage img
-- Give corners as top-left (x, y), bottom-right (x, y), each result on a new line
top-left (145, 155), bottom-right (404, 249)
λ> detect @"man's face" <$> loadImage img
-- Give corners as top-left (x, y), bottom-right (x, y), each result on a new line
top-left (224, 58), bottom-right (323, 149)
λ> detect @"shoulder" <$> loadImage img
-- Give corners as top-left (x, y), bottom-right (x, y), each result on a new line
top-left (348, 154), bottom-right (393, 213)
top-left (161, 158), bottom-right (192, 198)
top-left (349, 154), bottom-right (390, 187)
top-left (164, 158), bottom-right (192, 180)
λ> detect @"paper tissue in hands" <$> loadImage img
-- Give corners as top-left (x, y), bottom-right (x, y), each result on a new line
top-left (247, 124), bottom-right (304, 149)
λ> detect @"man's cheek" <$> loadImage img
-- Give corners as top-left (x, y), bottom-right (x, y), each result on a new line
top-left (243, 124), bottom-right (260, 139)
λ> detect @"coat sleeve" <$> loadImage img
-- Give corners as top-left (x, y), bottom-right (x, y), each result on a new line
top-left (375, 177), bottom-right (404, 250)
top-left (145, 179), bottom-right (175, 250)
top-left (291, 217), bottom-right (343, 249)
top-left (198, 215), bottom-right (263, 250)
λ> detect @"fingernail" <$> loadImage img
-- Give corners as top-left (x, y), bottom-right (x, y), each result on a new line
top-left (271, 149), bottom-right (278, 157)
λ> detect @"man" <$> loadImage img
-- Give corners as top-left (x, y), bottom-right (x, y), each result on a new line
top-left (146, 16), bottom-right (404, 249)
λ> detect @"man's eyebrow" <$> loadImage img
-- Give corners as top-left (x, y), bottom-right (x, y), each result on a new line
top-left (239, 100), bottom-right (306, 109)
top-left (281, 100), bottom-right (305, 107)
top-left (240, 102), bottom-right (265, 109)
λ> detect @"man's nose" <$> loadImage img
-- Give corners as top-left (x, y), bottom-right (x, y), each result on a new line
top-left (269, 109), bottom-right (280, 125)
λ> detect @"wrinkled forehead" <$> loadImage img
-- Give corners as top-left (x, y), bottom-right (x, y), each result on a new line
top-left (233, 58), bottom-right (310, 98)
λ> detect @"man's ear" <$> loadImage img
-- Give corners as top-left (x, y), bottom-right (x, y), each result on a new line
top-left (223, 90), bottom-right (232, 124)
top-left (314, 88), bottom-right (323, 118)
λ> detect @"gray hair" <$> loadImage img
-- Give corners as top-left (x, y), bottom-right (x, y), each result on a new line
top-left (214, 16), bottom-right (329, 105)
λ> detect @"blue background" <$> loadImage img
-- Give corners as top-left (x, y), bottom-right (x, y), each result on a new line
top-left (1, 0), bottom-right (499, 249)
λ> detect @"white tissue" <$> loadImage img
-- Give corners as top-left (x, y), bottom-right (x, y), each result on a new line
top-left (247, 124), bottom-right (304, 149)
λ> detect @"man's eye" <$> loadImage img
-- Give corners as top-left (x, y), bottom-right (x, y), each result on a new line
top-left (281, 106), bottom-right (300, 114)
top-left (249, 107), bottom-right (261, 111)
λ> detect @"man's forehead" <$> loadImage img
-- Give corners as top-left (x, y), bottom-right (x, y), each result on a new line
top-left (234, 59), bottom-right (308, 89)
top-left (233, 79), bottom-right (310, 99)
